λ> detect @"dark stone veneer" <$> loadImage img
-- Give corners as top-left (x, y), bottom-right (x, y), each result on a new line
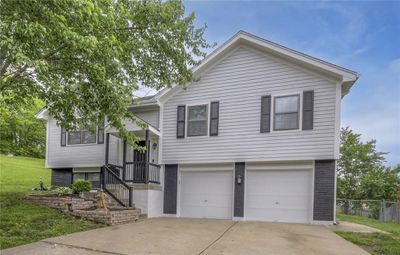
top-left (313, 160), bottom-right (336, 221)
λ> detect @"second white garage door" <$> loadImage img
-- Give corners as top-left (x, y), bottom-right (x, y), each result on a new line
top-left (180, 171), bottom-right (233, 219)
top-left (246, 169), bottom-right (312, 223)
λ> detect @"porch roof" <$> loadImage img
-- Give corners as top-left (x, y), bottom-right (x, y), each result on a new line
top-left (105, 122), bottom-right (160, 139)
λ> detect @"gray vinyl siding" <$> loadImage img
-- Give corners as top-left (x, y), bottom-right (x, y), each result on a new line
top-left (107, 134), bottom-right (123, 166)
top-left (132, 109), bottom-right (160, 128)
top-left (47, 117), bottom-right (105, 168)
top-left (46, 108), bottom-right (159, 168)
top-left (162, 46), bottom-right (338, 164)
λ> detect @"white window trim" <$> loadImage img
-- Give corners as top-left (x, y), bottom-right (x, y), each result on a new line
top-left (185, 102), bottom-right (211, 138)
top-left (73, 172), bottom-right (101, 182)
top-left (66, 126), bottom-right (98, 147)
top-left (271, 92), bottom-right (303, 133)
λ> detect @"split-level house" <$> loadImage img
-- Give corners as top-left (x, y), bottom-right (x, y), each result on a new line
top-left (37, 31), bottom-right (359, 224)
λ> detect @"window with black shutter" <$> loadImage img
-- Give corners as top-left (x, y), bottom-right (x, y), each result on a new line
top-left (177, 105), bottom-right (185, 138)
top-left (273, 94), bottom-right (300, 131)
top-left (302, 90), bottom-right (314, 130)
top-left (187, 104), bottom-right (208, 137)
top-left (209, 102), bottom-right (219, 136)
top-left (260, 95), bottom-right (271, 133)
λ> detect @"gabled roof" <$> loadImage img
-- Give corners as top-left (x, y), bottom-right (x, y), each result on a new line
top-left (157, 30), bottom-right (359, 102)
top-left (36, 95), bottom-right (159, 120)
top-left (36, 107), bottom-right (49, 120)
top-left (37, 31), bottom-right (359, 120)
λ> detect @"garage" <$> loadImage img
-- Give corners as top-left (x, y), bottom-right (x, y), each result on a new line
top-left (179, 164), bottom-right (233, 219)
top-left (245, 162), bottom-right (313, 223)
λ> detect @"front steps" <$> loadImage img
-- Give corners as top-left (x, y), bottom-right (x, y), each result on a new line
top-left (69, 207), bottom-right (142, 225)
top-left (68, 188), bottom-right (146, 224)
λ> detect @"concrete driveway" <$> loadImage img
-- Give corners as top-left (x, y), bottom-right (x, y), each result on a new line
top-left (2, 218), bottom-right (368, 255)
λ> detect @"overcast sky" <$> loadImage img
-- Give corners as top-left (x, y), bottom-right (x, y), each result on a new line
top-left (141, 1), bottom-right (400, 166)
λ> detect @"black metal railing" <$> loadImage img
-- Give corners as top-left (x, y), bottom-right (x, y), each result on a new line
top-left (125, 162), bottom-right (161, 184)
top-left (102, 165), bottom-right (133, 207)
top-left (148, 163), bottom-right (161, 184)
top-left (107, 163), bottom-right (123, 178)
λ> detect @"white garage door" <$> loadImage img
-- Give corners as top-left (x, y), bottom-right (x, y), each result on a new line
top-left (180, 171), bottom-right (233, 219)
top-left (246, 169), bottom-right (312, 223)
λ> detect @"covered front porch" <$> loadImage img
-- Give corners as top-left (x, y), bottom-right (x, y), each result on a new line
top-left (104, 127), bottom-right (161, 184)
top-left (101, 121), bottom-right (161, 208)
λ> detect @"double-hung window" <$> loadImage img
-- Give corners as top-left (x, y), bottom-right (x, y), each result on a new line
top-left (273, 95), bottom-right (300, 131)
top-left (187, 104), bottom-right (208, 137)
top-left (68, 126), bottom-right (97, 145)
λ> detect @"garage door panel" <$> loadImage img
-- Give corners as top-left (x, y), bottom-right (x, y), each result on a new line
top-left (246, 169), bottom-right (312, 223)
top-left (248, 171), bottom-right (310, 193)
top-left (207, 206), bottom-right (232, 219)
top-left (205, 194), bottom-right (232, 207)
top-left (180, 205), bottom-right (207, 219)
top-left (180, 170), bottom-right (233, 219)
top-left (181, 194), bottom-right (231, 208)
top-left (247, 194), bottom-right (309, 209)
top-left (248, 208), bottom-right (309, 223)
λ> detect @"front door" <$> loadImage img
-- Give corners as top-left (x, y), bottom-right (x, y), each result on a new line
top-left (133, 141), bottom-right (146, 182)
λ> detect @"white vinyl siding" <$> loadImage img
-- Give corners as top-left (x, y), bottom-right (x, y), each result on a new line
top-left (162, 46), bottom-right (338, 164)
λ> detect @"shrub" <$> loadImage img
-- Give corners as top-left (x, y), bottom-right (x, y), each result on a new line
top-left (55, 187), bottom-right (73, 196)
top-left (72, 179), bottom-right (92, 194)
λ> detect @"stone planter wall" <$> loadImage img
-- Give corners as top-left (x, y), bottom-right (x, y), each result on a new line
top-left (25, 194), bottom-right (142, 225)
top-left (25, 195), bottom-right (96, 211)
top-left (70, 208), bottom-right (141, 225)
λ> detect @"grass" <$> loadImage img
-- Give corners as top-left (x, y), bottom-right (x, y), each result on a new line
top-left (336, 214), bottom-right (400, 255)
top-left (0, 154), bottom-right (104, 250)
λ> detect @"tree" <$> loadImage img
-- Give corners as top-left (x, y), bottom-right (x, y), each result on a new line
top-left (0, 0), bottom-right (211, 147)
top-left (338, 127), bottom-right (400, 201)
top-left (359, 165), bottom-right (399, 201)
top-left (0, 96), bottom-right (46, 158)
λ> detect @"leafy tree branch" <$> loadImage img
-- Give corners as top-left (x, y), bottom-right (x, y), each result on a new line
top-left (0, 0), bottom-right (212, 147)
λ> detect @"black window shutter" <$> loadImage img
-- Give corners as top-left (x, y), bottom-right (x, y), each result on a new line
top-left (302, 90), bottom-right (314, 130)
top-left (61, 127), bottom-right (66, 146)
top-left (97, 119), bottom-right (105, 144)
top-left (210, 101), bottom-right (219, 136)
top-left (260, 95), bottom-right (271, 133)
top-left (177, 105), bottom-right (185, 138)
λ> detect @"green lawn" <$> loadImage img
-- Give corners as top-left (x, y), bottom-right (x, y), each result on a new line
top-left (336, 214), bottom-right (400, 255)
top-left (0, 155), bottom-right (103, 250)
